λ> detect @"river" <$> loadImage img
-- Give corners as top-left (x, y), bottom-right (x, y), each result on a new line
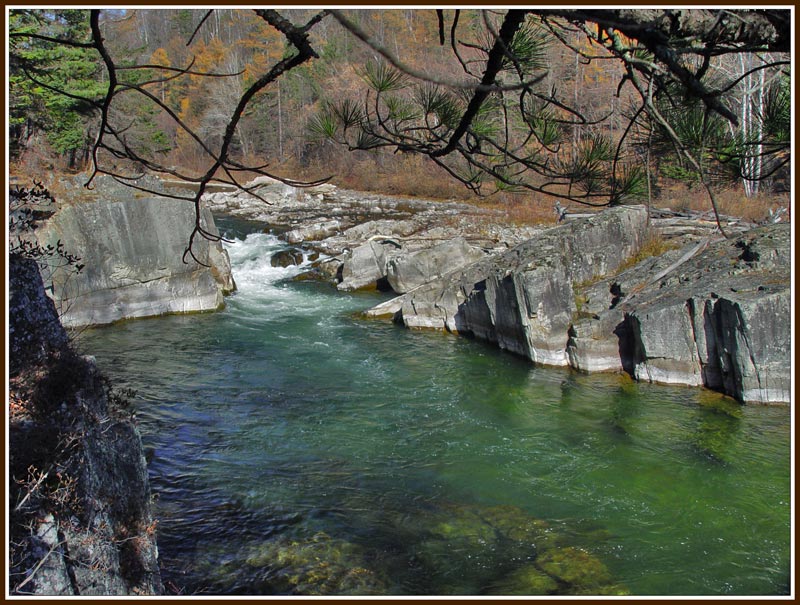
top-left (77, 217), bottom-right (791, 596)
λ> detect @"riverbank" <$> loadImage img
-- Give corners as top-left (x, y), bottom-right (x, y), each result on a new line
top-left (202, 176), bottom-right (790, 404)
top-left (22, 172), bottom-right (790, 404)
top-left (9, 254), bottom-right (161, 595)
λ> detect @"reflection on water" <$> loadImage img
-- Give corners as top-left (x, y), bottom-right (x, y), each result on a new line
top-left (78, 222), bottom-right (791, 596)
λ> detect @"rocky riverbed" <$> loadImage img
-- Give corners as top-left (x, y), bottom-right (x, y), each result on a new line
top-left (202, 175), bottom-right (790, 404)
top-left (28, 173), bottom-right (790, 404)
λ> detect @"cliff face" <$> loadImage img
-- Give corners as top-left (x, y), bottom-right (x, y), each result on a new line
top-left (9, 256), bottom-right (162, 595)
top-left (569, 224), bottom-right (791, 404)
top-left (366, 206), bottom-right (650, 359)
top-left (37, 179), bottom-right (234, 328)
top-left (365, 208), bottom-right (790, 404)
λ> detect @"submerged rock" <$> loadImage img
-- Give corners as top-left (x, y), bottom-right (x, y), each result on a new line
top-left (212, 532), bottom-right (388, 596)
top-left (537, 546), bottom-right (612, 587)
top-left (270, 248), bottom-right (305, 268)
top-left (489, 564), bottom-right (559, 595)
top-left (409, 501), bottom-right (623, 596)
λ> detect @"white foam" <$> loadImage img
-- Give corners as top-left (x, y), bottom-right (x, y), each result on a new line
top-left (224, 233), bottom-right (308, 289)
top-left (221, 233), bottom-right (315, 316)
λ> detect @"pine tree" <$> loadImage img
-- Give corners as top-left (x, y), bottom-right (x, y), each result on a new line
top-left (9, 9), bottom-right (107, 169)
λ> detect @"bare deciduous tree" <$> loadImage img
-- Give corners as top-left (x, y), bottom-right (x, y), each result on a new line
top-left (9, 8), bottom-right (791, 249)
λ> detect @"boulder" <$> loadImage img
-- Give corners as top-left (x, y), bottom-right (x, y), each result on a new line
top-left (337, 240), bottom-right (396, 291)
top-left (270, 248), bottom-right (305, 268)
top-left (285, 219), bottom-right (342, 244)
top-left (36, 196), bottom-right (234, 327)
top-left (567, 224), bottom-right (790, 403)
top-left (208, 236), bottom-right (236, 295)
top-left (386, 237), bottom-right (486, 293)
top-left (566, 243), bottom-right (691, 374)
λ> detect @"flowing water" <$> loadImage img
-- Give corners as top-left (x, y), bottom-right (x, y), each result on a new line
top-left (78, 218), bottom-right (791, 596)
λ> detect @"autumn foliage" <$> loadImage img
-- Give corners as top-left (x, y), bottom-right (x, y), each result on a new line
top-left (8, 9), bottom-right (790, 223)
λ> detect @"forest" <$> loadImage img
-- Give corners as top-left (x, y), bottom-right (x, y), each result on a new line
top-left (6, 9), bottom-right (793, 597)
top-left (8, 8), bottom-right (792, 224)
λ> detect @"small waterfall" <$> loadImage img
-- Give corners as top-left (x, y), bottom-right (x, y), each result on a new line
top-left (224, 233), bottom-right (311, 291)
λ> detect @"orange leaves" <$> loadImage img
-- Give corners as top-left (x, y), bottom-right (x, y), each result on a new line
top-left (190, 37), bottom-right (228, 81)
top-left (149, 47), bottom-right (170, 68)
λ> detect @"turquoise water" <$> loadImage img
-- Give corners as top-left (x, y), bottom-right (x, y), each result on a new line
top-left (78, 221), bottom-right (791, 596)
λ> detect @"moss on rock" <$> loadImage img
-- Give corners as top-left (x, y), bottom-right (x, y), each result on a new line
top-left (490, 564), bottom-right (559, 595)
top-left (217, 532), bottom-right (388, 596)
top-left (536, 546), bottom-right (612, 587)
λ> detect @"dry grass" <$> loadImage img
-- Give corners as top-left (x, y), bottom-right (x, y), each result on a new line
top-left (653, 182), bottom-right (790, 224)
top-left (225, 158), bottom-right (794, 229)
top-left (472, 191), bottom-right (561, 226)
top-left (14, 148), bottom-right (790, 229)
top-left (617, 230), bottom-right (681, 273)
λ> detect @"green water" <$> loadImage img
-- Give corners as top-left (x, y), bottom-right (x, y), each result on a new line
top-left (78, 227), bottom-right (791, 596)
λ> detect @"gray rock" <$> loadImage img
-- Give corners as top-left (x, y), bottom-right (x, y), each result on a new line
top-left (338, 240), bottom-right (395, 291)
top-left (208, 239), bottom-right (236, 295)
top-left (377, 206), bottom-right (650, 368)
top-left (13, 364), bottom-right (163, 595)
top-left (27, 515), bottom-right (73, 595)
top-left (309, 257), bottom-right (343, 282)
top-left (36, 195), bottom-right (234, 327)
top-left (202, 184), bottom-right (534, 260)
top-left (567, 224), bottom-right (790, 403)
top-left (285, 219), bottom-right (342, 245)
top-left (386, 237), bottom-right (486, 294)
top-left (622, 225), bottom-right (790, 403)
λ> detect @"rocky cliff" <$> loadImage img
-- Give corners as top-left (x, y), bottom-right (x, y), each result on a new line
top-left (9, 256), bottom-right (162, 595)
top-left (36, 176), bottom-right (234, 328)
top-left (366, 206), bottom-right (650, 364)
top-left (366, 210), bottom-right (790, 404)
top-left (203, 178), bottom-right (790, 404)
top-left (569, 223), bottom-right (791, 404)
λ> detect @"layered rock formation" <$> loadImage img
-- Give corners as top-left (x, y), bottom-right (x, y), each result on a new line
top-left (366, 206), bottom-right (650, 363)
top-left (203, 177), bottom-right (789, 404)
top-left (568, 224), bottom-right (791, 404)
top-left (365, 211), bottom-right (789, 404)
top-left (9, 256), bottom-right (161, 595)
top-left (336, 236), bottom-right (487, 293)
top-left (36, 176), bottom-right (234, 327)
